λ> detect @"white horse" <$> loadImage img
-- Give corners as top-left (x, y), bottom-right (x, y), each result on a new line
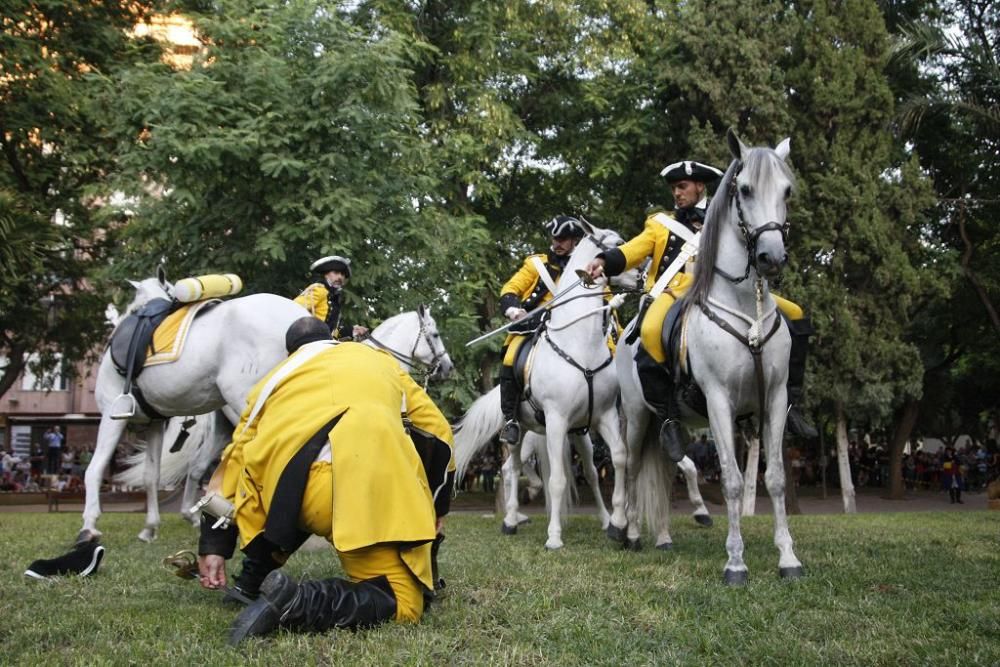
top-left (112, 306), bottom-right (456, 527)
top-left (80, 269), bottom-right (310, 543)
top-left (614, 129), bottom-right (803, 584)
top-left (454, 221), bottom-right (630, 550)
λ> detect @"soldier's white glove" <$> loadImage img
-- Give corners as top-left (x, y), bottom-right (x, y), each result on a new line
top-left (505, 307), bottom-right (528, 321)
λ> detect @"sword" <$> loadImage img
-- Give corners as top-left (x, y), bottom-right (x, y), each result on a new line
top-left (465, 271), bottom-right (599, 348)
top-left (162, 550), bottom-right (255, 606)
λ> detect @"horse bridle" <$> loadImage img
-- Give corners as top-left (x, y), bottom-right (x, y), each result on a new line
top-left (715, 160), bottom-right (791, 285)
top-left (364, 313), bottom-right (447, 386)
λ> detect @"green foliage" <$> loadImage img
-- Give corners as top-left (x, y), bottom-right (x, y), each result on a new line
top-left (0, 0), bottom-right (169, 395)
top-left (0, 511), bottom-right (997, 664)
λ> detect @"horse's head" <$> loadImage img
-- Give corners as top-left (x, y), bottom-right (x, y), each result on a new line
top-left (124, 266), bottom-right (173, 314)
top-left (560, 218), bottom-right (628, 288)
top-left (415, 304), bottom-right (454, 380)
top-left (724, 128), bottom-right (795, 280)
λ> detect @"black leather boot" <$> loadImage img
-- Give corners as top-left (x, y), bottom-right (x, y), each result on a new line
top-left (498, 364), bottom-right (521, 445)
top-left (785, 317), bottom-right (818, 440)
top-left (636, 349), bottom-right (688, 463)
top-left (229, 570), bottom-right (398, 644)
top-left (229, 537), bottom-right (287, 603)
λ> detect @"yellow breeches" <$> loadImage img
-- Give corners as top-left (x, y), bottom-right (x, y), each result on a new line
top-left (297, 461), bottom-right (426, 624)
top-left (502, 335), bottom-right (528, 366)
top-left (638, 272), bottom-right (804, 364)
top-left (639, 273), bottom-right (694, 363)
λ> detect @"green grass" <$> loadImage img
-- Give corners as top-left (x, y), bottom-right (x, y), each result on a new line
top-left (0, 510), bottom-right (997, 666)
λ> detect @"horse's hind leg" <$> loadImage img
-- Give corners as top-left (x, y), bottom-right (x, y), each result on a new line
top-left (763, 399), bottom-right (803, 579)
top-left (677, 456), bottom-right (713, 527)
top-left (79, 413), bottom-right (128, 543)
top-left (182, 411), bottom-right (230, 525)
top-left (138, 422), bottom-right (165, 542)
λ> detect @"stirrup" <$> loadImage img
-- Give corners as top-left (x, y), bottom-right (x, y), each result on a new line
top-left (499, 420), bottom-right (521, 445)
top-left (109, 393), bottom-right (137, 420)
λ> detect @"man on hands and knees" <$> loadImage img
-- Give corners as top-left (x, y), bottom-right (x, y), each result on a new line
top-left (197, 316), bottom-right (455, 644)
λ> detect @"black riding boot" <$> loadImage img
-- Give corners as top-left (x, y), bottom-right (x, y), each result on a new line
top-left (498, 364), bottom-right (522, 445)
top-left (229, 570), bottom-right (398, 644)
top-left (636, 348), bottom-right (688, 463)
top-left (785, 317), bottom-right (818, 440)
top-left (229, 537), bottom-right (287, 602)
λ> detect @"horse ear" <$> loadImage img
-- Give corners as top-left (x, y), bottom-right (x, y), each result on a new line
top-left (156, 264), bottom-right (167, 287)
top-left (774, 137), bottom-right (791, 161)
top-left (418, 303), bottom-right (427, 318)
top-left (727, 127), bottom-right (747, 161)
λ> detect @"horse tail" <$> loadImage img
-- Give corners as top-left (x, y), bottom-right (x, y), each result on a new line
top-left (635, 429), bottom-right (673, 537)
top-left (113, 421), bottom-right (202, 490)
top-left (453, 386), bottom-right (503, 483)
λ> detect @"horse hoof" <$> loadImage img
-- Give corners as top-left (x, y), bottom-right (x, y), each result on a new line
top-left (75, 530), bottom-right (100, 545)
top-left (501, 523), bottom-right (517, 535)
top-left (626, 538), bottom-right (642, 552)
top-left (723, 569), bottom-right (749, 586)
top-left (138, 529), bottom-right (158, 543)
top-left (655, 541), bottom-right (673, 551)
top-left (605, 524), bottom-right (627, 544)
top-left (779, 566), bottom-right (804, 580)
top-left (693, 514), bottom-right (713, 527)
top-left (545, 541), bottom-right (563, 551)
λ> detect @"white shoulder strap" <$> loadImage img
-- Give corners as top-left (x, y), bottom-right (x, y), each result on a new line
top-left (530, 256), bottom-right (559, 296)
top-left (651, 212), bottom-right (697, 243)
top-left (237, 340), bottom-right (338, 436)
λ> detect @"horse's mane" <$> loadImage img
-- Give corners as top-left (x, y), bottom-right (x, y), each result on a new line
top-left (683, 146), bottom-right (795, 310)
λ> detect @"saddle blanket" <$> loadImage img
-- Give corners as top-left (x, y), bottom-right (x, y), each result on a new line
top-left (144, 300), bottom-right (216, 367)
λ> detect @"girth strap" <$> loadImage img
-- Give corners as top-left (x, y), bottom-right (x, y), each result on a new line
top-left (542, 330), bottom-right (613, 435)
top-left (697, 302), bottom-right (782, 444)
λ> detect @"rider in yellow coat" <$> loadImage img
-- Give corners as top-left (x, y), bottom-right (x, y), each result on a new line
top-left (586, 160), bottom-right (816, 461)
top-left (496, 215), bottom-right (587, 445)
top-left (197, 317), bottom-right (454, 644)
top-left (294, 255), bottom-right (369, 340)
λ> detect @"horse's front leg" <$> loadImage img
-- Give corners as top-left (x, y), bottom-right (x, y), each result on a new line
top-left (138, 423), bottom-right (165, 542)
top-left (79, 413), bottom-right (128, 543)
top-left (571, 431), bottom-right (609, 530)
top-left (706, 394), bottom-right (748, 585)
top-left (501, 442), bottom-right (524, 534)
top-left (543, 416), bottom-right (570, 550)
top-left (763, 388), bottom-right (803, 579)
top-left (677, 456), bottom-right (713, 526)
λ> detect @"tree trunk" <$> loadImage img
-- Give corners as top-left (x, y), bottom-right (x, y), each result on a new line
top-left (835, 401), bottom-right (856, 513)
top-left (0, 344), bottom-right (27, 399)
top-left (889, 399), bottom-right (920, 499)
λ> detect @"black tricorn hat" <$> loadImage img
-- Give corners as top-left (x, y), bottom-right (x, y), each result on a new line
top-left (659, 160), bottom-right (723, 183)
top-left (544, 215), bottom-right (586, 239)
top-left (310, 255), bottom-right (352, 278)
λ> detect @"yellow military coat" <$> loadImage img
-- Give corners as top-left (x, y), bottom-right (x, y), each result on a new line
top-left (220, 341), bottom-right (454, 590)
top-left (294, 282), bottom-right (332, 321)
top-left (500, 253), bottom-right (565, 311)
top-left (614, 213), bottom-right (682, 292)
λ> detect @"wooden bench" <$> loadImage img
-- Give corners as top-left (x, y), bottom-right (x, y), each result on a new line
top-left (46, 490), bottom-right (147, 512)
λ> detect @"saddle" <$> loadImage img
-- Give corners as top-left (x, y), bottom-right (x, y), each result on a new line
top-left (510, 330), bottom-right (546, 426)
top-left (110, 298), bottom-right (176, 380)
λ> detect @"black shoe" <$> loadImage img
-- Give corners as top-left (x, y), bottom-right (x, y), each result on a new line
top-left (785, 406), bottom-right (818, 439)
top-left (659, 418), bottom-right (688, 463)
top-left (228, 570), bottom-right (299, 645)
top-left (25, 540), bottom-right (105, 580)
top-left (499, 420), bottom-right (521, 445)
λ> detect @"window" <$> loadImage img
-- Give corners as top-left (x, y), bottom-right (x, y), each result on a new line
top-left (20, 353), bottom-right (69, 392)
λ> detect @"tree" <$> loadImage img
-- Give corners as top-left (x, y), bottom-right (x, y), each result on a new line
top-left (0, 0), bottom-right (167, 396)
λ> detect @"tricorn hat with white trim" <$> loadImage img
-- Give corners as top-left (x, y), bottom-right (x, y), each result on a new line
top-left (543, 215), bottom-right (586, 240)
top-left (310, 255), bottom-right (352, 278)
top-left (659, 160), bottom-right (723, 183)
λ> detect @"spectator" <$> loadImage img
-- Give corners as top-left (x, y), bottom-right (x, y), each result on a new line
top-left (61, 448), bottom-right (75, 476)
top-left (43, 426), bottom-right (65, 475)
top-left (941, 447), bottom-right (964, 504)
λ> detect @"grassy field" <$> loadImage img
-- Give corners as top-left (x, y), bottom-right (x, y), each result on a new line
top-left (0, 510), bottom-right (997, 666)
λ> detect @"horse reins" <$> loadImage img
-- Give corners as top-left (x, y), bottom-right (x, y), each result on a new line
top-left (363, 315), bottom-right (447, 387)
